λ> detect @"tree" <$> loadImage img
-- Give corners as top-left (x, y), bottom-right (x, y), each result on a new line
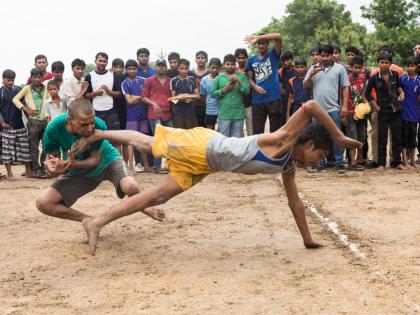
top-left (254, 0), bottom-right (367, 62)
top-left (361, 0), bottom-right (420, 63)
top-left (84, 63), bottom-right (96, 76)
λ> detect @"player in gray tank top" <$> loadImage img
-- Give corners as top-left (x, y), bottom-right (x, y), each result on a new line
top-left (69, 100), bottom-right (362, 255)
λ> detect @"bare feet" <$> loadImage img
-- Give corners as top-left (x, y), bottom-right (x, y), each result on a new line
top-left (6, 175), bottom-right (17, 181)
top-left (142, 207), bottom-right (165, 221)
top-left (82, 217), bottom-right (101, 255)
top-left (143, 166), bottom-right (154, 173)
top-left (376, 165), bottom-right (385, 171)
top-left (396, 164), bottom-right (406, 170)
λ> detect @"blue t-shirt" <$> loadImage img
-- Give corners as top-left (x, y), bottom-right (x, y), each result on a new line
top-left (0, 86), bottom-right (24, 129)
top-left (288, 76), bottom-right (311, 106)
top-left (246, 48), bottom-right (281, 105)
top-left (200, 74), bottom-right (219, 115)
top-left (137, 66), bottom-right (156, 79)
top-left (121, 76), bottom-right (148, 121)
top-left (43, 114), bottom-right (120, 178)
top-left (400, 74), bottom-right (420, 123)
top-left (170, 76), bottom-right (197, 117)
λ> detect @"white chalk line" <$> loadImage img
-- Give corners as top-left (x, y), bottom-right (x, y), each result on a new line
top-left (275, 175), bottom-right (420, 313)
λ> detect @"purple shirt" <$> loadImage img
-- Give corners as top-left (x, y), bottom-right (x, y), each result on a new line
top-left (121, 76), bottom-right (147, 121)
top-left (400, 74), bottom-right (420, 123)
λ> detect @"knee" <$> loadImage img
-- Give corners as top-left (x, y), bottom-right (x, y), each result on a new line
top-left (123, 181), bottom-right (140, 197)
top-left (36, 195), bottom-right (53, 215)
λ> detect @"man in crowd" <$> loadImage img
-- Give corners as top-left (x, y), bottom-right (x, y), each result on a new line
top-left (245, 32), bottom-right (283, 134)
top-left (304, 44), bottom-right (350, 173)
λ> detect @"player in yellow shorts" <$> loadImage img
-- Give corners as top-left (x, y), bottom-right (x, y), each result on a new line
top-left (70, 100), bottom-right (361, 255)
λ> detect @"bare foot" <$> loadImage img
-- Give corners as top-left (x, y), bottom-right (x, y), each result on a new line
top-left (82, 217), bottom-right (101, 255)
top-left (376, 166), bottom-right (384, 171)
top-left (396, 164), bottom-right (406, 170)
top-left (143, 166), bottom-right (154, 173)
top-left (6, 175), bottom-right (17, 181)
top-left (142, 207), bottom-right (165, 221)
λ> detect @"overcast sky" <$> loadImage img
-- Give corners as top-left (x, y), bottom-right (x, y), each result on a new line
top-left (1, 0), bottom-right (372, 84)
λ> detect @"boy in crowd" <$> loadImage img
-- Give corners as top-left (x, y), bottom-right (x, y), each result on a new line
top-left (245, 32), bottom-right (283, 134)
top-left (50, 61), bottom-right (65, 89)
top-left (286, 58), bottom-right (310, 120)
top-left (27, 54), bottom-right (54, 85)
top-left (121, 59), bottom-right (152, 173)
top-left (346, 56), bottom-right (368, 170)
top-left (169, 59), bottom-right (200, 129)
top-left (332, 44), bottom-right (346, 67)
top-left (61, 58), bottom-right (87, 106)
top-left (136, 48), bottom-right (156, 79)
top-left (211, 54), bottom-right (250, 137)
top-left (13, 68), bottom-right (49, 178)
top-left (45, 80), bottom-right (67, 122)
top-left (345, 46), bottom-right (371, 80)
top-left (304, 44), bottom-right (350, 173)
top-left (279, 51), bottom-right (296, 123)
top-left (111, 58), bottom-right (126, 130)
top-left (142, 58), bottom-right (173, 173)
top-left (309, 47), bottom-right (320, 65)
top-left (0, 70), bottom-right (32, 179)
top-left (167, 52), bottom-right (181, 79)
top-left (400, 56), bottom-right (420, 168)
top-left (364, 52), bottom-right (405, 171)
top-left (193, 51), bottom-right (210, 127)
top-left (200, 58), bottom-right (221, 130)
top-left (84, 52), bottom-right (122, 135)
top-left (235, 48), bottom-right (253, 135)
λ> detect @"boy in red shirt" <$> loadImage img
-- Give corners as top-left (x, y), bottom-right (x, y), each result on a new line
top-left (346, 56), bottom-right (368, 170)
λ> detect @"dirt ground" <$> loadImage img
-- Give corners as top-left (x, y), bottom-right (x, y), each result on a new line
top-left (0, 165), bottom-right (419, 314)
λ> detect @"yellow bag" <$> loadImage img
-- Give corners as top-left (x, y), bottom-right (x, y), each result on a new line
top-left (354, 102), bottom-right (371, 120)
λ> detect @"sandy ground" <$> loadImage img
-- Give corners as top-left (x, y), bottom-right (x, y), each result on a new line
top-left (0, 165), bottom-right (419, 314)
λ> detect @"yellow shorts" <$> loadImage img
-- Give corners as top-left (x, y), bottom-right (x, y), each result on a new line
top-left (152, 125), bottom-right (217, 190)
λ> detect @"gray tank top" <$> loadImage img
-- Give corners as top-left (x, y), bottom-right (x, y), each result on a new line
top-left (206, 133), bottom-right (295, 175)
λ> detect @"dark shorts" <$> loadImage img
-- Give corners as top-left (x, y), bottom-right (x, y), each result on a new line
top-left (95, 109), bottom-right (121, 130)
top-left (51, 159), bottom-right (131, 207)
top-left (173, 115), bottom-right (198, 129)
top-left (346, 114), bottom-right (367, 143)
top-left (402, 120), bottom-right (417, 149)
top-left (205, 114), bottom-right (218, 126)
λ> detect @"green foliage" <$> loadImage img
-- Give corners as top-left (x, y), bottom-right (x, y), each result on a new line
top-left (84, 63), bottom-right (96, 76)
top-left (254, 0), bottom-right (420, 67)
top-left (361, 0), bottom-right (420, 64)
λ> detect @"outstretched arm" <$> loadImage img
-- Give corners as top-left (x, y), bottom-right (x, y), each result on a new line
top-left (71, 129), bottom-right (154, 156)
top-left (279, 100), bottom-right (362, 150)
top-left (282, 171), bottom-right (322, 249)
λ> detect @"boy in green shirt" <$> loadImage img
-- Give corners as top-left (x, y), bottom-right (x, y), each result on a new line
top-left (211, 54), bottom-right (250, 137)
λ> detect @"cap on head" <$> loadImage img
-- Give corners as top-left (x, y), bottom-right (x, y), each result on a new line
top-left (156, 58), bottom-right (167, 66)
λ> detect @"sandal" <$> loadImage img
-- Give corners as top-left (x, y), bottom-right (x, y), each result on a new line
top-left (349, 164), bottom-right (364, 171)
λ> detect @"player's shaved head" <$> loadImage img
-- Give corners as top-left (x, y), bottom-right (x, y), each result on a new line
top-left (67, 99), bottom-right (94, 119)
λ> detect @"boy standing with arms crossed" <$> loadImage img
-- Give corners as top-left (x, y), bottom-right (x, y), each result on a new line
top-left (0, 70), bottom-right (32, 179)
top-left (200, 58), bottom-right (221, 130)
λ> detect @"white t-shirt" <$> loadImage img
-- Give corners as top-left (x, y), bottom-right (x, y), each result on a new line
top-left (86, 70), bottom-right (114, 111)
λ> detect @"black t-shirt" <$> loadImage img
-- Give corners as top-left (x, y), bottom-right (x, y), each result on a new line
top-left (112, 73), bottom-right (126, 122)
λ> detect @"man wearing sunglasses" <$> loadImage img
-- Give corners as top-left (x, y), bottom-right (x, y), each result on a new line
top-left (35, 99), bottom-right (163, 229)
top-left (244, 32), bottom-right (283, 135)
